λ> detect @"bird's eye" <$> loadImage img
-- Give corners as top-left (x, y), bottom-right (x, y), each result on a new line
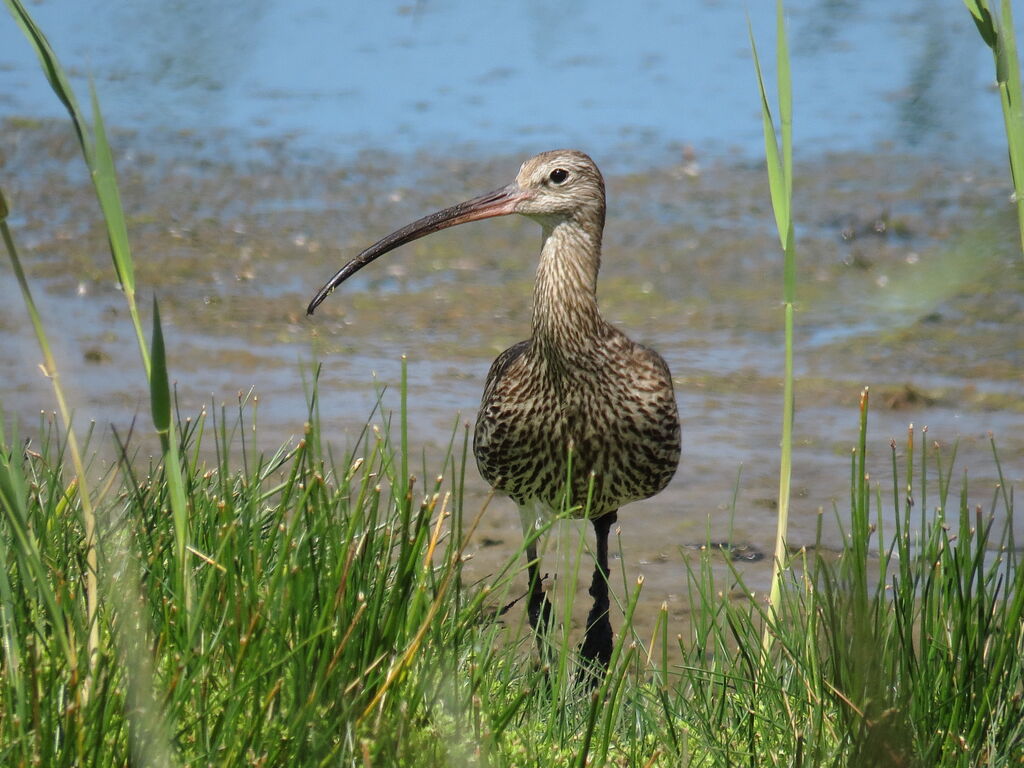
top-left (549, 168), bottom-right (569, 184)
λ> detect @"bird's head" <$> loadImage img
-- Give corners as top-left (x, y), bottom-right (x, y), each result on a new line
top-left (510, 150), bottom-right (606, 226)
top-left (307, 149), bottom-right (605, 314)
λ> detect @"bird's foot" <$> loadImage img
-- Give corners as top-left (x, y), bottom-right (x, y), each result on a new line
top-left (497, 593), bottom-right (524, 617)
top-left (497, 572), bottom-right (551, 618)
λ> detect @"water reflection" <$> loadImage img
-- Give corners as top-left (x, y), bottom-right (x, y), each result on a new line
top-left (793, 0), bottom-right (861, 55)
top-left (896, 5), bottom-right (980, 149)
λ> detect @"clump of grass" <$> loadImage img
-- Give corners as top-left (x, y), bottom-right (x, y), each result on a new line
top-left (0, 383), bottom-right (478, 764)
top-left (673, 390), bottom-right (1023, 766)
top-left (0, 377), bottom-right (681, 765)
top-left (2, 381), bottom-right (1020, 765)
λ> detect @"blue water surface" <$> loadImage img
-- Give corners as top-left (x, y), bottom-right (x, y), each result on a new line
top-left (0, 0), bottom-right (1013, 166)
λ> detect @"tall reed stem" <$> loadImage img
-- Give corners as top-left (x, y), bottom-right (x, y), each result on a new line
top-left (749, 0), bottom-right (796, 652)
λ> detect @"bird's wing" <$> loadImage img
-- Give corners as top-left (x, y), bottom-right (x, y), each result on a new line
top-left (480, 339), bottom-right (530, 403)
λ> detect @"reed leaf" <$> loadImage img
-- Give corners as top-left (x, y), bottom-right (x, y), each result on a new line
top-left (965, 0), bottom-right (1024, 256)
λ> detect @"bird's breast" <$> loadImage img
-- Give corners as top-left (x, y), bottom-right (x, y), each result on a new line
top-left (473, 341), bottom-right (680, 517)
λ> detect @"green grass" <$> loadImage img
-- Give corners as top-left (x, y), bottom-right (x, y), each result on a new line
top-left (2, 1), bottom-right (1023, 765)
top-left (0, 379), bottom-right (1021, 766)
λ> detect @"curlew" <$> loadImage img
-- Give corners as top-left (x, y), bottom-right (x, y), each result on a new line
top-left (308, 150), bottom-right (681, 678)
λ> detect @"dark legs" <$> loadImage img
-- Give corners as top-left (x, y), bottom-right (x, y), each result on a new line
top-left (578, 511), bottom-right (617, 682)
top-left (517, 506), bottom-right (554, 658)
top-left (516, 507), bottom-right (618, 687)
top-left (524, 540), bottom-right (554, 658)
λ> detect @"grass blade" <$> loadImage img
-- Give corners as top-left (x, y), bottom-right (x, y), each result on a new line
top-left (150, 297), bottom-right (192, 618)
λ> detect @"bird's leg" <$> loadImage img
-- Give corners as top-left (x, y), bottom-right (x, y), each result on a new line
top-left (578, 511), bottom-right (617, 685)
top-left (518, 505), bottom-right (554, 663)
top-left (525, 540), bottom-right (553, 639)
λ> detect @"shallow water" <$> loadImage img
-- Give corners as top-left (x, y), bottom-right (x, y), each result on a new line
top-left (0, 0), bottom-right (1017, 162)
top-left (1, 1), bottom-right (1023, 647)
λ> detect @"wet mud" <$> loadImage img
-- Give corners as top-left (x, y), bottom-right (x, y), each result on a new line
top-left (2, 119), bottom-right (1021, 650)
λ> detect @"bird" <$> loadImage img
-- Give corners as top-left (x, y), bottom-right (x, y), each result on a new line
top-left (307, 150), bottom-right (681, 680)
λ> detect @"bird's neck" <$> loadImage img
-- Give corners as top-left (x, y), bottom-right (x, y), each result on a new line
top-left (531, 218), bottom-right (606, 367)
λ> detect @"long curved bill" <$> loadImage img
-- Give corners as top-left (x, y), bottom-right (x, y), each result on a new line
top-left (307, 182), bottom-right (529, 315)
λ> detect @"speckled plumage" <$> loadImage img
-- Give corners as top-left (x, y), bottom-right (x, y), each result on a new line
top-left (474, 151), bottom-right (680, 519)
top-left (475, 326), bottom-right (680, 517)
